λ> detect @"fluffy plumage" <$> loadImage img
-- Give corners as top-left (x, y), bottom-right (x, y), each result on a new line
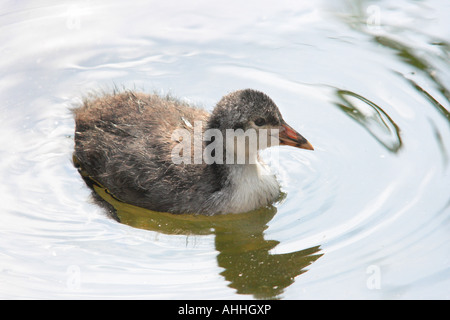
top-left (73, 89), bottom-right (311, 215)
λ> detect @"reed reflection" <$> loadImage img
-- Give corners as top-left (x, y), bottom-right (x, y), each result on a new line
top-left (334, 89), bottom-right (402, 153)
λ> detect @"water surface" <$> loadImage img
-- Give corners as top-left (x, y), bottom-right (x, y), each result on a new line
top-left (1, 0), bottom-right (449, 299)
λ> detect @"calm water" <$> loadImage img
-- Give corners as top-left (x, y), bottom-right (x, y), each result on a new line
top-left (1, 0), bottom-right (449, 299)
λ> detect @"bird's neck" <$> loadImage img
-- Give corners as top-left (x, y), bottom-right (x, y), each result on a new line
top-left (202, 121), bottom-right (280, 213)
top-left (209, 157), bottom-right (280, 214)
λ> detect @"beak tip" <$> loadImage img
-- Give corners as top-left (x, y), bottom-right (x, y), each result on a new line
top-left (279, 122), bottom-right (314, 151)
top-left (303, 141), bottom-right (314, 151)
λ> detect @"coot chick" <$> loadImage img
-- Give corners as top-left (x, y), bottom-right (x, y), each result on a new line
top-left (73, 89), bottom-right (313, 215)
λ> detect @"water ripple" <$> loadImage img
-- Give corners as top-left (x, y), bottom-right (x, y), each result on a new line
top-left (334, 89), bottom-right (403, 153)
top-left (1, 0), bottom-right (450, 300)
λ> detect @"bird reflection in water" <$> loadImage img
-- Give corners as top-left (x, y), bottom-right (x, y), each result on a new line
top-left (85, 175), bottom-right (322, 300)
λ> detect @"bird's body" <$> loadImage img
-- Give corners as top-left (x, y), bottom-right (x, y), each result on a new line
top-left (73, 89), bottom-right (312, 215)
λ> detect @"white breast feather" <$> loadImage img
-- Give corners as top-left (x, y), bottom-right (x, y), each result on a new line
top-left (226, 160), bottom-right (280, 213)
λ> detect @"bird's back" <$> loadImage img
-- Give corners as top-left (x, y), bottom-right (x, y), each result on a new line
top-left (73, 91), bottom-right (215, 213)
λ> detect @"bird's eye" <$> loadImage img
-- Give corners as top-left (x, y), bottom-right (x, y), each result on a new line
top-left (254, 118), bottom-right (266, 126)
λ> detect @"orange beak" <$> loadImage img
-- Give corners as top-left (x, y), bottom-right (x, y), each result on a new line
top-left (279, 121), bottom-right (314, 150)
